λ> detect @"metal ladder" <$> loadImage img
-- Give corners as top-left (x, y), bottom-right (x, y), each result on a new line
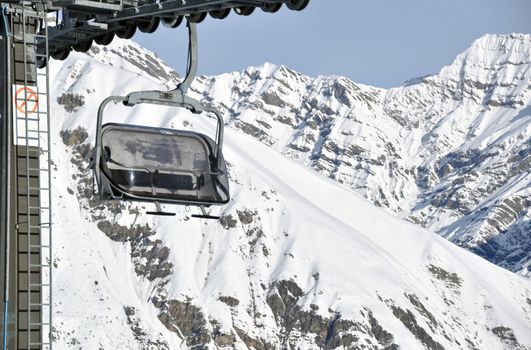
top-left (10, 4), bottom-right (53, 349)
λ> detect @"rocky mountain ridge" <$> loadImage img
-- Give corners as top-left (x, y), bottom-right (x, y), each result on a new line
top-left (176, 33), bottom-right (530, 277)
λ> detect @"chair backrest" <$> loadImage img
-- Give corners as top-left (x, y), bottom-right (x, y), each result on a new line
top-left (99, 123), bottom-right (230, 205)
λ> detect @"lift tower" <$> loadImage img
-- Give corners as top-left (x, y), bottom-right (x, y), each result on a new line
top-left (0, 0), bottom-right (309, 348)
top-left (1, 4), bottom-right (53, 349)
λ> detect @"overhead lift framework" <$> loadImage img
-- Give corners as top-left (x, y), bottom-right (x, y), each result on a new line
top-left (0, 0), bottom-right (308, 349)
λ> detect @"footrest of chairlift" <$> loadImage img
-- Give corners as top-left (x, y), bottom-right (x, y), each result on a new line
top-left (191, 214), bottom-right (221, 220)
top-left (146, 211), bottom-right (176, 216)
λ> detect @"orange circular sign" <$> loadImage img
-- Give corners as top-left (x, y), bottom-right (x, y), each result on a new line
top-left (15, 86), bottom-right (39, 114)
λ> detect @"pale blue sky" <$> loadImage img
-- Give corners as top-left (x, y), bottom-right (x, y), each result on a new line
top-left (135, 0), bottom-right (531, 88)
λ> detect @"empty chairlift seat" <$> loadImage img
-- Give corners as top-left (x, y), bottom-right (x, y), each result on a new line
top-left (98, 123), bottom-right (230, 205)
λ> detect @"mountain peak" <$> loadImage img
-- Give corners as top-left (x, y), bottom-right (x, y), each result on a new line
top-left (243, 62), bottom-right (301, 82)
top-left (470, 33), bottom-right (531, 55)
top-left (437, 33), bottom-right (531, 83)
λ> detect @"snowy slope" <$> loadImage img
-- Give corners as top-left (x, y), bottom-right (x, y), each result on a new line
top-left (46, 38), bottom-right (531, 349)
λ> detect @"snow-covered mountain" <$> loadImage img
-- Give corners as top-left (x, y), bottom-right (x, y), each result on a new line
top-left (47, 35), bottom-right (531, 349)
top-left (178, 33), bottom-right (529, 277)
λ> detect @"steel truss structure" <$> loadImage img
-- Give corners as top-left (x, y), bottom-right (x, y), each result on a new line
top-left (6, 0), bottom-right (308, 66)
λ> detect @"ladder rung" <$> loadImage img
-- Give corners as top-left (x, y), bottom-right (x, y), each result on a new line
top-left (17, 213), bottom-right (40, 218)
top-left (24, 126), bottom-right (48, 131)
top-left (16, 117), bottom-right (42, 121)
top-left (16, 155), bottom-right (39, 160)
top-left (25, 130), bottom-right (48, 134)
top-left (29, 223), bottom-right (51, 227)
top-left (18, 130), bottom-right (48, 134)
top-left (30, 245), bottom-right (50, 248)
top-left (18, 195), bottom-right (41, 199)
top-left (15, 97), bottom-right (40, 101)
top-left (28, 187), bottom-right (49, 191)
top-left (18, 177), bottom-right (40, 181)
top-left (28, 207), bottom-right (50, 210)
top-left (17, 124), bottom-right (47, 129)
top-left (29, 283), bottom-right (50, 287)
top-left (13, 61), bottom-right (37, 66)
top-left (27, 168), bottom-right (50, 171)
top-left (30, 343), bottom-right (51, 346)
top-left (17, 136), bottom-right (39, 142)
top-left (29, 323), bottom-right (50, 326)
top-left (17, 136), bottom-right (40, 141)
top-left (15, 108), bottom-right (48, 113)
top-left (29, 264), bottom-right (51, 268)
top-left (29, 303), bottom-right (50, 307)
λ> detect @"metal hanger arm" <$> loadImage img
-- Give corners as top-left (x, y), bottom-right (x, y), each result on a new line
top-left (121, 21), bottom-right (200, 111)
top-left (175, 21), bottom-right (198, 95)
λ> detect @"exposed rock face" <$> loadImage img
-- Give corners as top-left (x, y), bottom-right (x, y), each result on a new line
top-left (264, 280), bottom-right (400, 350)
top-left (389, 305), bottom-right (443, 350)
top-left (123, 306), bottom-right (170, 350)
top-left (157, 299), bottom-right (212, 348)
top-left (57, 92), bottom-right (85, 112)
top-left (60, 127), bottom-right (88, 146)
top-left (85, 41), bottom-right (180, 85)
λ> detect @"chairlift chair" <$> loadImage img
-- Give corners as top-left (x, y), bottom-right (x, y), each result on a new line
top-left (94, 22), bottom-right (229, 219)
